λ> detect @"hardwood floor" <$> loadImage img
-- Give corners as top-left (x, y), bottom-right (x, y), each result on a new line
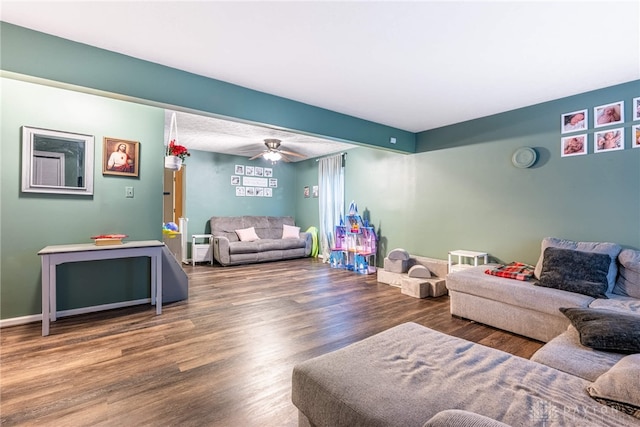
top-left (0, 258), bottom-right (542, 426)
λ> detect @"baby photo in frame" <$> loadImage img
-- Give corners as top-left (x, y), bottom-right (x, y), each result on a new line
top-left (561, 134), bottom-right (587, 157)
top-left (594, 101), bottom-right (623, 128)
top-left (633, 125), bottom-right (640, 149)
top-left (561, 109), bottom-right (587, 134)
top-left (103, 137), bottom-right (139, 177)
top-left (633, 97), bottom-right (640, 121)
top-left (594, 128), bottom-right (624, 153)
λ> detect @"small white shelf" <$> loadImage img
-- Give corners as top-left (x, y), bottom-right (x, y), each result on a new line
top-left (192, 234), bottom-right (213, 266)
top-left (448, 250), bottom-right (488, 273)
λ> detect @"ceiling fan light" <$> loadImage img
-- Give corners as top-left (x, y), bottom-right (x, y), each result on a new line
top-left (263, 151), bottom-right (282, 162)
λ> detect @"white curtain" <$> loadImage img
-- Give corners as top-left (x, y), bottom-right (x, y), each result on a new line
top-left (318, 154), bottom-right (345, 261)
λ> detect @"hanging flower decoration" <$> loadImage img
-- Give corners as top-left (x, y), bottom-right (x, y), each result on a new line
top-left (166, 139), bottom-right (191, 161)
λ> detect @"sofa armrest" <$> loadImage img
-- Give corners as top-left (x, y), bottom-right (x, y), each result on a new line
top-left (212, 236), bottom-right (231, 266)
top-left (300, 232), bottom-right (312, 256)
top-left (423, 410), bottom-right (510, 427)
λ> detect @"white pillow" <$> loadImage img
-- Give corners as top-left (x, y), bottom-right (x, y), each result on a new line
top-left (587, 354), bottom-right (640, 419)
top-left (235, 227), bottom-right (260, 242)
top-left (282, 224), bottom-right (300, 239)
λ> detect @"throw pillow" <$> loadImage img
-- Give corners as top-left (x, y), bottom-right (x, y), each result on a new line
top-left (613, 249), bottom-right (640, 299)
top-left (587, 354), bottom-right (640, 419)
top-left (282, 224), bottom-right (300, 239)
top-left (536, 247), bottom-right (610, 298)
top-left (559, 307), bottom-right (640, 353)
top-left (235, 227), bottom-right (260, 242)
top-left (533, 237), bottom-right (621, 293)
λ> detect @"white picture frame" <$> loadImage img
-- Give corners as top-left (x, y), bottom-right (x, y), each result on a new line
top-left (594, 128), bottom-right (624, 153)
top-left (633, 97), bottom-right (640, 121)
top-left (231, 175), bottom-right (240, 185)
top-left (594, 101), bottom-right (624, 128)
top-left (234, 165), bottom-right (245, 175)
top-left (633, 125), bottom-right (640, 149)
top-left (561, 109), bottom-right (587, 134)
top-left (561, 134), bottom-right (587, 157)
top-left (264, 168), bottom-right (273, 177)
top-left (235, 186), bottom-right (245, 197)
top-left (245, 166), bottom-right (255, 176)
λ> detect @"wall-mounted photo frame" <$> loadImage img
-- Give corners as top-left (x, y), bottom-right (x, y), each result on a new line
top-left (633, 97), bottom-right (640, 121)
top-left (304, 186), bottom-right (310, 198)
top-left (235, 165), bottom-right (245, 175)
top-left (256, 188), bottom-right (265, 197)
top-left (254, 166), bottom-right (264, 177)
top-left (312, 185), bottom-right (319, 198)
top-left (246, 187), bottom-right (256, 197)
top-left (231, 176), bottom-right (240, 185)
top-left (245, 166), bottom-right (255, 176)
top-left (264, 168), bottom-right (273, 177)
top-left (594, 101), bottom-right (624, 128)
top-left (21, 126), bottom-right (95, 195)
top-left (561, 134), bottom-right (587, 157)
top-left (103, 137), bottom-right (139, 177)
top-left (235, 186), bottom-right (245, 197)
top-left (594, 128), bottom-right (624, 153)
top-left (268, 178), bottom-right (278, 188)
top-left (633, 125), bottom-right (640, 148)
top-left (264, 188), bottom-right (273, 197)
top-left (561, 109), bottom-right (587, 134)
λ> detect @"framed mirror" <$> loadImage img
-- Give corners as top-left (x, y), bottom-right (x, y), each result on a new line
top-left (21, 126), bottom-right (94, 195)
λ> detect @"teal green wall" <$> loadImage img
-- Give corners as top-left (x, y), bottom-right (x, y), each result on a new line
top-left (0, 22), bottom-right (415, 153)
top-left (184, 151), bottom-right (298, 236)
top-left (342, 80), bottom-right (640, 265)
top-left (1, 78), bottom-right (164, 318)
top-left (293, 158), bottom-right (322, 232)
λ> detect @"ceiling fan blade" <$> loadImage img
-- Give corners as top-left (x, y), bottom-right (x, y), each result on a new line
top-left (280, 153), bottom-right (292, 162)
top-left (248, 152), bottom-right (265, 161)
top-left (278, 150), bottom-right (305, 158)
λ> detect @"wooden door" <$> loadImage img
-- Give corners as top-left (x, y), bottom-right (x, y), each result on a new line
top-left (163, 167), bottom-right (185, 223)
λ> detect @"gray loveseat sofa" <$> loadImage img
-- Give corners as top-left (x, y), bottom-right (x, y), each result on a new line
top-left (291, 239), bottom-right (640, 426)
top-left (210, 215), bottom-right (311, 266)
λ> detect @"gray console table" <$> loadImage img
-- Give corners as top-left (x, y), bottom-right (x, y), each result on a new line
top-left (38, 240), bottom-right (164, 336)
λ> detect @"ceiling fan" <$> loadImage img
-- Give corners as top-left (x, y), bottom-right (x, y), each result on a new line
top-left (249, 139), bottom-right (305, 163)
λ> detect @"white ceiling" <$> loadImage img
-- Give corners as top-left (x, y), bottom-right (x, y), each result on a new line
top-left (2, 1), bottom-right (639, 161)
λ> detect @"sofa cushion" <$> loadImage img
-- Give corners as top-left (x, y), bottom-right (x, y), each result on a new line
top-left (235, 226), bottom-right (260, 242)
top-left (587, 354), bottom-right (640, 419)
top-left (534, 237), bottom-right (622, 293)
top-left (614, 249), bottom-right (640, 299)
top-left (292, 322), bottom-right (640, 427)
top-left (282, 224), bottom-right (300, 239)
top-left (447, 265), bottom-right (593, 317)
top-left (530, 326), bottom-right (625, 382)
top-left (536, 247), bottom-right (610, 299)
top-left (589, 294), bottom-right (640, 315)
top-left (560, 307), bottom-right (640, 353)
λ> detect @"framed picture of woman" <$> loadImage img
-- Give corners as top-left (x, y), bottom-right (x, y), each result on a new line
top-left (103, 137), bottom-right (139, 177)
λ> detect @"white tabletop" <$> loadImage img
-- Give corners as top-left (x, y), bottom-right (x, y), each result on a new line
top-left (39, 240), bottom-right (164, 255)
top-left (449, 250), bottom-right (488, 257)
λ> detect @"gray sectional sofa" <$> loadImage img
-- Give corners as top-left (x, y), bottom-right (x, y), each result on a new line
top-left (210, 215), bottom-right (311, 266)
top-left (291, 238), bottom-right (640, 426)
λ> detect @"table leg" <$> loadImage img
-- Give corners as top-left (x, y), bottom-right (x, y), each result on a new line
top-left (155, 250), bottom-right (162, 315)
top-left (41, 256), bottom-right (50, 336)
top-left (50, 263), bottom-right (57, 322)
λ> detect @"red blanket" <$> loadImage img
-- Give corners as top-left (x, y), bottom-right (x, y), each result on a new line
top-left (485, 262), bottom-right (534, 281)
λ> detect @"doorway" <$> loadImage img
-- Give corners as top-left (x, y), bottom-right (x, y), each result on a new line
top-left (163, 167), bottom-right (184, 224)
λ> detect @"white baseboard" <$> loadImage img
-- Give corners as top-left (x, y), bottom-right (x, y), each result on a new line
top-left (0, 298), bottom-right (151, 328)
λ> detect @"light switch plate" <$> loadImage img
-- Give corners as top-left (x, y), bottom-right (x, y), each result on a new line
top-left (125, 187), bottom-right (134, 198)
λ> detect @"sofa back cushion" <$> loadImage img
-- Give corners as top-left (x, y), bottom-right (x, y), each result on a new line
top-left (211, 216), bottom-right (296, 242)
top-left (536, 247), bottom-right (610, 299)
top-left (534, 237), bottom-right (622, 293)
top-left (614, 249), bottom-right (640, 299)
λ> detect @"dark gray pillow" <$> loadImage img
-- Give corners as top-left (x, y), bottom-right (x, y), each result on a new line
top-left (535, 247), bottom-right (609, 298)
top-left (559, 307), bottom-right (640, 353)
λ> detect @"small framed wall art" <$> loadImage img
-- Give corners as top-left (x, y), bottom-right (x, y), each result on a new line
top-left (561, 134), bottom-right (587, 157)
top-left (594, 128), bottom-right (624, 153)
top-left (594, 101), bottom-right (623, 128)
top-left (561, 109), bottom-right (587, 134)
top-left (103, 137), bottom-right (139, 177)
